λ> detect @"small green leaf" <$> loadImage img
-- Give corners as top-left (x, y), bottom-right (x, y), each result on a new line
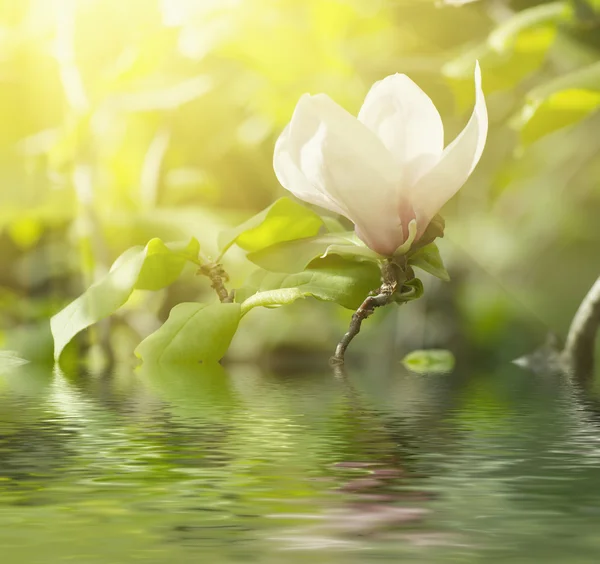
top-left (241, 287), bottom-right (310, 314)
top-left (51, 237), bottom-right (199, 361)
top-left (136, 238), bottom-right (200, 290)
top-left (217, 197), bottom-right (324, 258)
top-left (135, 302), bottom-right (241, 364)
top-left (394, 278), bottom-right (424, 303)
top-left (408, 243), bottom-right (450, 282)
top-left (239, 257), bottom-right (380, 314)
top-left (402, 349), bottom-right (456, 374)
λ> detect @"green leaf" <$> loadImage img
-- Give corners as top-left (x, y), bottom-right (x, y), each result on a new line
top-left (246, 219), bottom-right (423, 273)
top-left (487, 2), bottom-right (568, 52)
top-left (247, 231), bottom-right (387, 273)
top-left (518, 89), bottom-right (600, 144)
top-left (408, 243), bottom-right (450, 282)
top-left (52, 249), bottom-right (147, 361)
top-left (443, 3), bottom-right (566, 102)
top-left (402, 349), bottom-right (456, 374)
top-left (136, 238), bottom-right (201, 290)
top-left (217, 197), bottom-right (324, 258)
top-left (0, 351), bottom-right (29, 370)
top-left (514, 62), bottom-right (600, 143)
top-left (527, 60), bottom-right (600, 100)
top-left (321, 215), bottom-right (349, 233)
top-left (322, 243), bottom-right (384, 263)
top-left (51, 237), bottom-right (199, 361)
top-left (239, 257), bottom-right (380, 314)
top-left (394, 278), bottom-right (424, 303)
top-left (411, 214), bottom-right (445, 251)
top-left (135, 302), bottom-right (241, 364)
top-left (247, 232), bottom-right (353, 272)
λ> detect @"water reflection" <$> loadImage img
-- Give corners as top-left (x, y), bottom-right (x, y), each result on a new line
top-left (1, 360), bottom-right (600, 562)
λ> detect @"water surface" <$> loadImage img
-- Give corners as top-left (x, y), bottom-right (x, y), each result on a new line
top-left (1, 360), bottom-right (600, 563)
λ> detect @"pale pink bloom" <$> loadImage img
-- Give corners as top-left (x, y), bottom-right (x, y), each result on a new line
top-left (273, 63), bottom-right (487, 256)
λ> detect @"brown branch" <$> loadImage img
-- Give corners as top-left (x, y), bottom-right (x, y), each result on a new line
top-left (561, 276), bottom-right (600, 381)
top-left (199, 263), bottom-right (234, 303)
top-left (330, 261), bottom-right (398, 365)
top-left (517, 277), bottom-right (600, 383)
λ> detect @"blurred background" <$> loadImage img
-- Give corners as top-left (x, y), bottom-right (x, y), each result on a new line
top-left (0, 0), bottom-right (599, 367)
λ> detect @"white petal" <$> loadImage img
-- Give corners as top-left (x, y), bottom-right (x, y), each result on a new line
top-left (358, 73), bottom-right (444, 183)
top-left (275, 93), bottom-right (406, 255)
top-left (410, 61), bottom-right (488, 233)
top-left (274, 124), bottom-right (346, 216)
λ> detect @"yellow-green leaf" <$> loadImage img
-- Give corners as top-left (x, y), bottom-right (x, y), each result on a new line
top-left (51, 237), bottom-right (200, 361)
top-left (402, 349), bottom-right (456, 374)
top-left (408, 243), bottom-right (450, 282)
top-left (247, 232), bottom-right (382, 273)
top-left (136, 238), bottom-right (200, 290)
top-left (519, 88), bottom-right (600, 144)
top-left (135, 302), bottom-right (241, 364)
top-left (217, 197), bottom-right (324, 258)
top-left (239, 257), bottom-right (380, 313)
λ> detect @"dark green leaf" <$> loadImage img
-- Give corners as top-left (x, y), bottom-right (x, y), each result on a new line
top-left (135, 302), bottom-right (241, 364)
top-left (217, 197), bottom-right (324, 258)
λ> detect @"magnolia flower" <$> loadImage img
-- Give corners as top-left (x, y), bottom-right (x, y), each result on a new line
top-left (273, 63), bottom-right (487, 256)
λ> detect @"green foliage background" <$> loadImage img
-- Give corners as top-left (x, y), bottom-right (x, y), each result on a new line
top-left (1, 0), bottom-right (599, 363)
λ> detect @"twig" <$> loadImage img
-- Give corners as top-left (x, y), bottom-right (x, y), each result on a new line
top-left (330, 261), bottom-right (398, 365)
top-left (562, 276), bottom-right (600, 381)
top-left (199, 263), bottom-right (234, 303)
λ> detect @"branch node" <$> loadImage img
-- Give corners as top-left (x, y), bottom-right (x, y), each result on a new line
top-left (199, 263), bottom-right (234, 303)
